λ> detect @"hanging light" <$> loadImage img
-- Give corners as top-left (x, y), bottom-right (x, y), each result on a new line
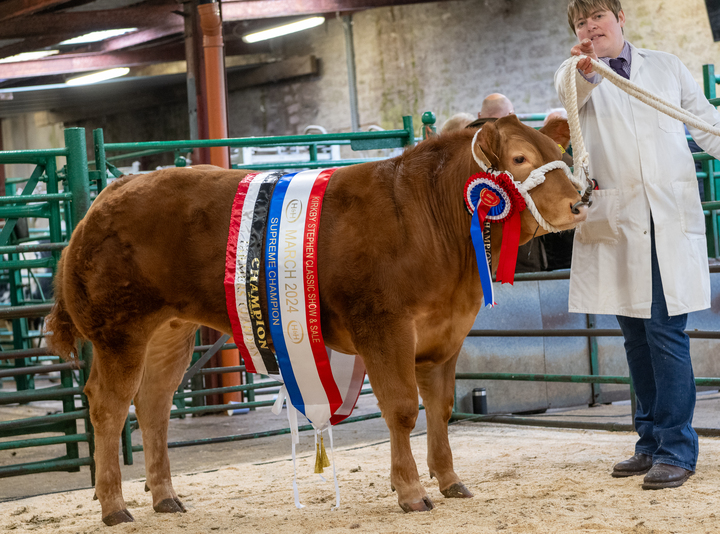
top-left (65, 68), bottom-right (130, 86)
top-left (60, 29), bottom-right (137, 46)
top-left (242, 17), bottom-right (325, 43)
top-left (0, 50), bottom-right (59, 63)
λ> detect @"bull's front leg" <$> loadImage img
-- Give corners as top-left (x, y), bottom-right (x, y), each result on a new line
top-left (356, 321), bottom-right (434, 512)
top-left (416, 351), bottom-right (473, 499)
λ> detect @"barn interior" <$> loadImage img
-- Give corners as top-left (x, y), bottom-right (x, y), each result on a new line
top-left (2, 0), bottom-right (720, 531)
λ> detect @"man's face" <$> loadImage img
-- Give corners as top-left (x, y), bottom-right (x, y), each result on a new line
top-left (574, 9), bottom-right (625, 58)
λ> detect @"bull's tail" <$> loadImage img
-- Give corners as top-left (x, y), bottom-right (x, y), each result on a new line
top-left (45, 254), bottom-right (84, 362)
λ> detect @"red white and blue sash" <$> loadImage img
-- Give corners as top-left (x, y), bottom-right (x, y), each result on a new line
top-left (224, 168), bottom-right (365, 431)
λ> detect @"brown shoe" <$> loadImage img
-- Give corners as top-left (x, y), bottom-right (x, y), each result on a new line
top-left (611, 453), bottom-right (653, 478)
top-left (642, 463), bottom-right (693, 490)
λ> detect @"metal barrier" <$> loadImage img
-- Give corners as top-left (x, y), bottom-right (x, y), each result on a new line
top-left (90, 117), bottom-right (417, 463)
top-left (451, 267), bottom-right (720, 432)
top-left (0, 128), bottom-right (94, 479)
top-left (92, 116), bottom-right (414, 175)
top-left (0, 117), bottom-right (419, 483)
top-left (2, 99), bottom-right (719, 486)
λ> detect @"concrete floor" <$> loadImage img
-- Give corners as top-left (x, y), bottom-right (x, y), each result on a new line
top-left (3, 388), bottom-right (720, 503)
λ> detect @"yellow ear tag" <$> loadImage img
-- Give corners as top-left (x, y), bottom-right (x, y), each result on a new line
top-left (558, 144), bottom-right (566, 154)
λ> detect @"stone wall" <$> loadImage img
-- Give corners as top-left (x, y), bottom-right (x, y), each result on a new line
top-left (4, 0), bottom-right (720, 148)
top-left (226, 0), bottom-right (720, 138)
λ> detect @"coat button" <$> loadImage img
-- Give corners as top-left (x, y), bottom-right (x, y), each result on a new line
top-left (644, 231), bottom-right (647, 234)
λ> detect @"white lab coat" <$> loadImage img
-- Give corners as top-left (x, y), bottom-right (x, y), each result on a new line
top-left (555, 42), bottom-right (719, 318)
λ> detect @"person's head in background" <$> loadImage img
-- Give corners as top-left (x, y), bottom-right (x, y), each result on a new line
top-left (543, 107), bottom-right (568, 126)
top-left (478, 93), bottom-right (514, 119)
top-left (440, 112), bottom-right (475, 134)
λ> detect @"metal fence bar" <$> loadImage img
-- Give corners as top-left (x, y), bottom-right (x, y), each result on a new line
top-left (0, 386), bottom-right (83, 404)
top-left (0, 457), bottom-right (93, 478)
top-left (0, 242), bottom-right (68, 254)
top-left (0, 304), bottom-right (54, 320)
top-left (173, 380), bottom-right (283, 400)
top-left (467, 329), bottom-right (720, 338)
top-left (0, 433), bottom-right (89, 452)
top-left (0, 409), bottom-right (89, 432)
top-left (450, 412), bottom-right (720, 438)
top-left (132, 411), bottom-right (385, 452)
top-left (0, 347), bottom-right (57, 361)
top-left (102, 128), bottom-right (413, 152)
top-left (0, 361), bottom-right (84, 378)
top-left (456, 372), bottom-right (630, 384)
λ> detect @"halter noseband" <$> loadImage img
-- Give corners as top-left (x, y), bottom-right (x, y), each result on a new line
top-left (470, 128), bottom-right (590, 233)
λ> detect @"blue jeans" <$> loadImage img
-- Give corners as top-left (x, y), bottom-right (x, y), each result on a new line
top-left (615, 224), bottom-right (698, 472)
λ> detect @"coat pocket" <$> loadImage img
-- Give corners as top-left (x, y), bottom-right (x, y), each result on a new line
top-left (672, 181), bottom-right (706, 236)
top-left (657, 92), bottom-right (684, 133)
top-left (575, 189), bottom-right (619, 244)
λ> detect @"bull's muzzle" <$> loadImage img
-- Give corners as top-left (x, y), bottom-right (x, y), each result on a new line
top-left (571, 180), bottom-right (594, 214)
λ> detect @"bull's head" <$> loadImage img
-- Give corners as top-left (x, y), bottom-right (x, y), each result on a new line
top-left (473, 115), bottom-right (588, 242)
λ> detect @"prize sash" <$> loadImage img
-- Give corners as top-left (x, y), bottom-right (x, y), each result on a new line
top-left (225, 168), bottom-right (365, 430)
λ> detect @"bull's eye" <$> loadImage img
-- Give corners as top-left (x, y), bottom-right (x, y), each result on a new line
top-left (513, 156), bottom-right (525, 164)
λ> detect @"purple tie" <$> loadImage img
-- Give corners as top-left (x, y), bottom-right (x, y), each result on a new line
top-left (609, 58), bottom-right (630, 79)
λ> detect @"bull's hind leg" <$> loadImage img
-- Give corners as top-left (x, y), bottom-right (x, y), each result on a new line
top-left (356, 320), bottom-right (434, 512)
top-left (133, 319), bottom-right (198, 515)
top-left (84, 341), bottom-right (147, 526)
top-left (416, 351), bottom-right (473, 500)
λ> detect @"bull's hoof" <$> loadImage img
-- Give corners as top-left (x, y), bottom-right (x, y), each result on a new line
top-left (399, 495), bottom-right (435, 513)
top-left (440, 482), bottom-right (474, 499)
top-left (144, 483), bottom-right (150, 492)
top-left (92, 492), bottom-right (98, 501)
top-left (102, 509), bottom-right (134, 526)
top-left (174, 497), bottom-right (187, 513)
top-left (154, 497), bottom-right (186, 514)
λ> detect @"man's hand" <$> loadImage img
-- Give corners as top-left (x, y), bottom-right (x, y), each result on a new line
top-left (571, 39), bottom-right (598, 75)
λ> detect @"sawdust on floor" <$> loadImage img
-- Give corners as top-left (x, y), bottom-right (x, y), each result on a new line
top-left (2, 423), bottom-right (719, 534)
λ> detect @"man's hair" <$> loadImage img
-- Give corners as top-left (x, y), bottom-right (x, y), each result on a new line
top-left (567, 0), bottom-right (622, 34)
top-left (441, 112), bottom-right (475, 134)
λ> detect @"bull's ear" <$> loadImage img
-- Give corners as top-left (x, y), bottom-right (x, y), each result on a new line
top-left (475, 122), bottom-right (501, 169)
top-left (540, 117), bottom-right (571, 150)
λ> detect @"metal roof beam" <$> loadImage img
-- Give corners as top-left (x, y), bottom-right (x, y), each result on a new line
top-left (0, 5), bottom-right (182, 39)
top-left (0, 46), bottom-right (185, 79)
top-left (221, 0), bottom-right (439, 20)
top-left (71, 24), bottom-right (185, 54)
top-left (0, 0), bottom-right (77, 22)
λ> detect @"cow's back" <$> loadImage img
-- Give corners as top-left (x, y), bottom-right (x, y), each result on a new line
top-left (61, 167), bottom-right (249, 339)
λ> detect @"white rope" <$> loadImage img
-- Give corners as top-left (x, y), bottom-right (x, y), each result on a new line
top-left (518, 160), bottom-right (586, 233)
top-left (470, 128), bottom-right (490, 171)
top-left (565, 55), bottom-right (720, 184)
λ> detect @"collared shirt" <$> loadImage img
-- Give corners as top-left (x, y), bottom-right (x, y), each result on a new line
top-left (581, 40), bottom-right (631, 83)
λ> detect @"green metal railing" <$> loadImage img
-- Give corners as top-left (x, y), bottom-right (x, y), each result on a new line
top-left (451, 265), bottom-right (720, 430)
top-left (0, 128), bottom-right (94, 480)
top-left (92, 116), bottom-right (414, 175)
top-left (0, 117), bottom-right (420, 482)
top-left (89, 120), bottom-right (417, 464)
top-left (2, 100), bottom-right (719, 487)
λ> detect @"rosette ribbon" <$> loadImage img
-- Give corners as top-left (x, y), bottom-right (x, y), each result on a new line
top-left (464, 171), bottom-right (527, 307)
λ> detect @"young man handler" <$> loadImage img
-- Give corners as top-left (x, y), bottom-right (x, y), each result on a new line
top-left (555, 0), bottom-right (720, 489)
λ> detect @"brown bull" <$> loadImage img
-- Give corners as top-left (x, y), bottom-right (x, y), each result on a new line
top-left (46, 115), bottom-right (586, 525)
